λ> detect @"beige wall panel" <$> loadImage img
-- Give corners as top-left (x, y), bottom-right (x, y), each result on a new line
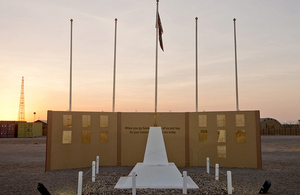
top-left (120, 113), bottom-right (150, 166)
top-left (158, 113), bottom-right (186, 166)
top-left (46, 111), bottom-right (118, 171)
top-left (120, 113), bottom-right (186, 166)
top-left (189, 111), bottom-right (261, 168)
top-left (46, 110), bottom-right (261, 171)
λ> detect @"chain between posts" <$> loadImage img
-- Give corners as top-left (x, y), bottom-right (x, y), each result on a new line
top-left (209, 162), bottom-right (227, 176)
top-left (83, 167), bottom-right (93, 177)
top-left (206, 162), bottom-right (230, 189)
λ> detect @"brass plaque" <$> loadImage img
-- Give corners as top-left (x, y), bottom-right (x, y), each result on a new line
top-left (82, 130), bottom-right (91, 143)
top-left (236, 130), bottom-right (246, 143)
top-left (217, 145), bottom-right (226, 158)
top-left (100, 115), bottom-right (109, 127)
top-left (236, 114), bottom-right (245, 127)
top-left (217, 115), bottom-right (226, 127)
top-left (198, 115), bottom-right (207, 127)
top-left (82, 115), bottom-right (91, 127)
top-left (63, 115), bottom-right (72, 128)
top-left (100, 131), bottom-right (108, 143)
top-left (217, 130), bottom-right (226, 142)
top-left (199, 130), bottom-right (207, 142)
top-left (62, 131), bottom-right (72, 144)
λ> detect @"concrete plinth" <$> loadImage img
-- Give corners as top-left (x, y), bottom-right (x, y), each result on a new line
top-left (115, 127), bottom-right (198, 189)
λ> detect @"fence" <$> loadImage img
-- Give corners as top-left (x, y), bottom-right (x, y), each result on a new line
top-left (206, 157), bottom-right (233, 194)
top-left (77, 156), bottom-right (233, 195)
top-left (261, 127), bottom-right (300, 135)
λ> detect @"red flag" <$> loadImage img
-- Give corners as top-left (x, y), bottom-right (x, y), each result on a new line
top-left (157, 12), bottom-right (164, 51)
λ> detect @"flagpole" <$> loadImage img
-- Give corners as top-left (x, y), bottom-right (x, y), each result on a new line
top-left (155, 0), bottom-right (159, 113)
top-left (195, 17), bottom-right (198, 112)
top-left (69, 18), bottom-right (73, 112)
top-left (233, 18), bottom-right (239, 111)
top-left (112, 18), bottom-right (118, 112)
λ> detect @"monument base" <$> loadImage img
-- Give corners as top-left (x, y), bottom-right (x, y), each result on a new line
top-left (115, 162), bottom-right (198, 189)
top-left (115, 127), bottom-right (198, 189)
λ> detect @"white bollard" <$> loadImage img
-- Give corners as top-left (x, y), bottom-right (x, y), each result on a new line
top-left (206, 157), bottom-right (210, 174)
top-left (227, 171), bottom-right (232, 194)
top-left (215, 164), bottom-right (219, 180)
top-left (92, 161), bottom-right (96, 182)
top-left (96, 156), bottom-right (99, 174)
top-left (77, 171), bottom-right (83, 195)
top-left (132, 172), bottom-right (136, 195)
top-left (183, 171), bottom-right (187, 194)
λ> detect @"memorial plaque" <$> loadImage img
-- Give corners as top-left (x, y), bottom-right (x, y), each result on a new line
top-left (236, 114), bottom-right (245, 127)
top-left (62, 131), bottom-right (72, 144)
top-left (236, 130), bottom-right (246, 143)
top-left (217, 145), bottom-right (226, 158)
top-left (82, 115), bottom-right (91, 127)
top-left (100, 131), bottom-right (108, 143)
top-left (217, 115), bottom-right (226, 127)
top-left (82, 130), bottom-right (91, 143)
top-left (199, 130), bottom-right (207, 142)
top-left (217, 130), bottom-right (226, 142)
top-left (63, 115), bottom-right (72, 128)
top-left (100, 115), bottom-right (108, 127)
top-left (198, 115), bottom-right (207, 127)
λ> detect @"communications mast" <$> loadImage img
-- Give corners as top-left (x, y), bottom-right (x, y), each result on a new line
top-left (18, 76), bottom-right (25, 121)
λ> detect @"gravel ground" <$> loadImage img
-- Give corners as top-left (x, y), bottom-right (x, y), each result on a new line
top-left (0, 136), bottom-right (299, 195)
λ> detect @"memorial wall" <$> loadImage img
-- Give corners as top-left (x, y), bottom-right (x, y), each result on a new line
top-left (46, 110), bottom-right (261, 171)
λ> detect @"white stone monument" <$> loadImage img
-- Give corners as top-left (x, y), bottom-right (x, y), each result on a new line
top-left (115, 127), bottom-right (199, 189)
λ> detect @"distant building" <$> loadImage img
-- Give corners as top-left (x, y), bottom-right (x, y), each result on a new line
top-left (260, 118), bottom-right (300, 135)
top-left (260, 118), bottom-right (283, 135)
top-left (18, 122), bottom-right (43, 138)
top-left (0, 121), bottom-right (44, 138)
top-left (34, 120), bottom-right (47, 136)
top-left (0, 121), bottom-right (26, 138)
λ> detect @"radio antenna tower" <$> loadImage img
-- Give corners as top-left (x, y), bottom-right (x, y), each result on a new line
top-left (18, 76), bottom-right (25, 121)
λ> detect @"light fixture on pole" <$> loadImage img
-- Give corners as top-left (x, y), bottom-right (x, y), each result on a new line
top-left (33, 112), bottom-right (36, 122)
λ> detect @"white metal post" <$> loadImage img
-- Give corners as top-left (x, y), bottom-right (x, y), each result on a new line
top-left (155, 0), bottom-right (159, 112)
top-left (92, 161), bottom-right (95, 182)
top-left (206, 157), bottom-right (210, 174)
top-left (183, 171), bottom-right (187, 194)
top-left (215, 164), bottom-right (219, 180)
top-left (69, 19), bottom-right (73, 112)
top-left (227, 171), bottom-right (232, 194)
top-left (233, 18), bottom-right (239, 111)
top-left (112, 18), bottom-right (117, 112)
top-left (96, 156), bottom-right (99, 174)
top-left (132, 172), bottom-right (136, 195)
top-left (77, 171), bottom-right (83, 195)
top-left (195, 17), bottom-right (198, 112)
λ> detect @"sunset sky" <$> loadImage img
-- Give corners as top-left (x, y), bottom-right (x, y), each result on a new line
top-left (0, 0), bottom-right (299, 123)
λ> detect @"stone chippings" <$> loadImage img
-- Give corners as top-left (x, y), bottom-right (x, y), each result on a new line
top-left (1, 136), bottom-right (300, 194)
top-left (82, 167), bottom-right (228, 195)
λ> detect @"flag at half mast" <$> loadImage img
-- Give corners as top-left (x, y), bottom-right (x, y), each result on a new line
top-left (157, 12), bottom-right (164, 51)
